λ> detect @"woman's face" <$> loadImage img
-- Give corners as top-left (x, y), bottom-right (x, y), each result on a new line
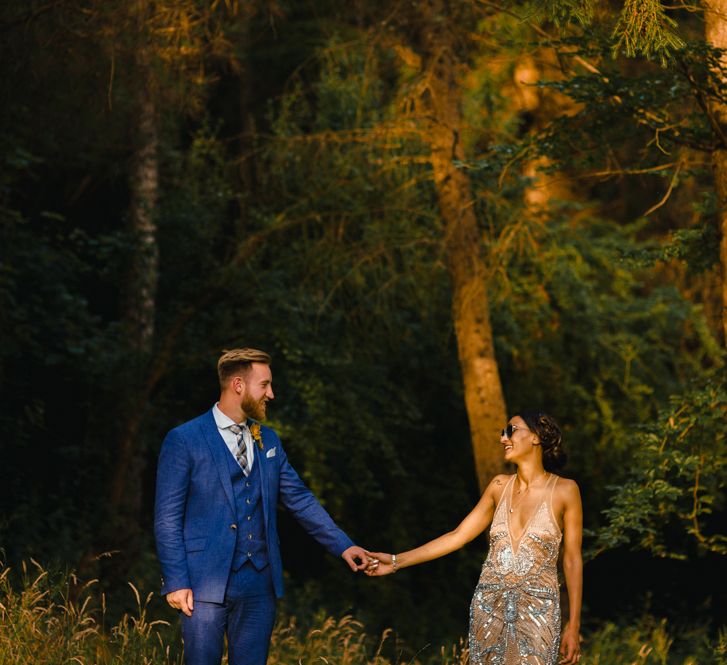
top-left (501, 415), bottom-right (537, 463)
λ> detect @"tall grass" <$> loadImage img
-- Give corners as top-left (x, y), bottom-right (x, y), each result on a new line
top-left (0, 560), bottom-right (177, 665)
top-left (268, 614), bottom-right (467, 665)
top-left (0, 561), bottom-right (722, 664)
top-left (581, 618), bottom-right (726, 665)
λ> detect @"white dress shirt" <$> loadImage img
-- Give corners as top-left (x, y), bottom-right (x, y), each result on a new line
top-left (212, 403), bottom-right (255, 472)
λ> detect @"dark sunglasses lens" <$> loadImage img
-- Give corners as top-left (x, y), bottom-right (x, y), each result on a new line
top-left (501, 424), bottom-right (515, 439)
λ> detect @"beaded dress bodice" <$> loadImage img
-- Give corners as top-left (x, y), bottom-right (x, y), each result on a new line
top-left (469, 474), bottom-right (562, 665)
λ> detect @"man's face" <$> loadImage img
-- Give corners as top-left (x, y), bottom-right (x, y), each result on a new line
top-left (240, 362), bottom-right (274, 421)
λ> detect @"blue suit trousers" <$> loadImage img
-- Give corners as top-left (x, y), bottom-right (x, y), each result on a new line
top-left (181, 565), bottom-right (276, 665)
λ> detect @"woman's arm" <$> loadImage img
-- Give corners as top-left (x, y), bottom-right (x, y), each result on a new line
top-left (366, 475), bottom-right (508, 575)
top-left (559, 480), bottom-right (583, 665)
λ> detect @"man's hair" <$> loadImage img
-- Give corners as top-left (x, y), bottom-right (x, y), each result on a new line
top-left (217, 348), bottom-right (272, 388)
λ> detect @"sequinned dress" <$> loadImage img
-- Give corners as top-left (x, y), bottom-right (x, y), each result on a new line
top-left (469, 474), bottom-right (562, 665)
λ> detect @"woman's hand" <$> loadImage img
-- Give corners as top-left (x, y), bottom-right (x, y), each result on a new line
top-left (559, 624), bottom-right (581, 664)
top-left (363, 551), bottom-right (394, 576)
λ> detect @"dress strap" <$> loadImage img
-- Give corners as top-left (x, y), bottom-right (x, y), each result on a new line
top-left (547, 473), bottom-right (559, 501)
top-left (494, 474), bottom-right (516, 514)
top-left (547, 473), bottom-right (560, 531)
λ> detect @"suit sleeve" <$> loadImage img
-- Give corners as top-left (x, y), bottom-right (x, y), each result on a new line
top-left (276, 438), bottom-right (355, 557)
top-left (154, 428), bottom-right (192, 594)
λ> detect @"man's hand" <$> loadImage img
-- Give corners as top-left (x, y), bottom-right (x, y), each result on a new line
top-left (341, 545), bottom-right (371, 572)
top-left (166, 588), bottom-right (194, 616)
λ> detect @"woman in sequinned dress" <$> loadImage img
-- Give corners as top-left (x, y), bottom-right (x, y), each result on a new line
top-left (365, 411), bottom-right (583, 665)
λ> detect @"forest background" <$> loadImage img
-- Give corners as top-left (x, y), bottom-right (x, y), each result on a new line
top-left (1, 0), bottom-right (726, 663)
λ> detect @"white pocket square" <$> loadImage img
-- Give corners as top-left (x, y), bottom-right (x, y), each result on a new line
top-left (266, 447), bottom-right (276, 458)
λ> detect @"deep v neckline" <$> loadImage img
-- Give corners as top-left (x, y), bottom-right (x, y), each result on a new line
top-left (507, 474), bottom-right (550, 555)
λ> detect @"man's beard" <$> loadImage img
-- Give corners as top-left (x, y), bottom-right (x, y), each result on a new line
top-left (241, 393), bottom-right (267, 421)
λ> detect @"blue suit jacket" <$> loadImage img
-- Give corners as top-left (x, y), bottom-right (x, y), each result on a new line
top-left (154, 409), bottom-right (355, 601)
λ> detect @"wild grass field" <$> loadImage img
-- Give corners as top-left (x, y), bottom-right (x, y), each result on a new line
top-left (1, 561), bottom-right (724, 665)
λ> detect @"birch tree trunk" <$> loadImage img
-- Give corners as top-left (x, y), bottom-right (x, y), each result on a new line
top-left (110, 58), bottom-right (159, 514)
top-left (704, 0), bottom-right (727, 345)
top-left (125, 81), bottom-right (159, 355)
top-left (425, 53), bottom-right (507, 490)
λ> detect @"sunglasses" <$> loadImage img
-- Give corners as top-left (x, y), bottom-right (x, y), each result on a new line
top-left (501, 424), bottom-right (529, 439)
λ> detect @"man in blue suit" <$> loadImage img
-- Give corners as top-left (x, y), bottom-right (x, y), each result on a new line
top-left (154, 348), bottom-right (369, 665)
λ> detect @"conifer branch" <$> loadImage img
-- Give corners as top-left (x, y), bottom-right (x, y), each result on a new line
top-left (642, 156), bottom-right (685, 216)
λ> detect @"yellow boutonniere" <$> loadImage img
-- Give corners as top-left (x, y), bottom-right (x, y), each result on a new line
top-left (249, 423), bottom-right (263, 450)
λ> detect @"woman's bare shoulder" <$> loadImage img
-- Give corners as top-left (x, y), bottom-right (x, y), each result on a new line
top-left (488, 473), bottom-right (514, 487)
top-left (483, 473), bottom-right (513, 502)
top-left (553, 475), bottom-right (581, 500)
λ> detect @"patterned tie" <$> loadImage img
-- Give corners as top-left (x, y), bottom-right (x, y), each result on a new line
top-left (228, 423), bottom-right (251, 476)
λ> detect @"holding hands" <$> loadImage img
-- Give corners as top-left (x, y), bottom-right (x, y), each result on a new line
top-left (341, 546), bottom-right (395, 574)
top-left (363, 551), bottom-right (396, 576)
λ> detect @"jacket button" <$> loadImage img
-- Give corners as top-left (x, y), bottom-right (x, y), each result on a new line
top-left (248, 533), bottom-right (253, 539)
top-left (247, 552), bottom-right (252, 557)
top-left (230, 524), bottom-right (237, 530)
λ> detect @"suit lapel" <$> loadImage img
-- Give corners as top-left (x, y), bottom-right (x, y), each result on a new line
top-left (252, 421), bottom-right (270, 527)
top-left (201, 409), bottom-right (236, 514)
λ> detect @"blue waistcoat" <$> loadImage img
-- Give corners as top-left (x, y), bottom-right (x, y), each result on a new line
top-left (225, 448), bottom-right (269, 572)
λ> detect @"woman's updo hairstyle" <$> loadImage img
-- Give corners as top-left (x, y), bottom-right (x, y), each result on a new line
top-left (515, 410), bottom-right (566, 472)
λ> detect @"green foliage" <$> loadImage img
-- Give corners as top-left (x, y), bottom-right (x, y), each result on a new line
top-left (535, 49), bottom-right (721, 167)
top-left (582, 615), bottom-right (726, 664)
top-left (0, 133), bottom-right (129, 565)
top-left (611, 0), bottom-right (686, 66)
top-left (543, 0), bottom-right (596, 28)
top-left (481, 203), bottom-right (723, 521)
top-left (594, 373), bottom-right (727, 558)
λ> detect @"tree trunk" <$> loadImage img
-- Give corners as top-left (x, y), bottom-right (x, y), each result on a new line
top-left (125, 90), bottom-right (159, 355)
top-left (511, 52), bottom-right (578, 210)
top-left (425, 55), bottom-right (507, 491)
top-left (704, 0), bottom-right (727, 345)
top-left (110, 60), bottom-right (159, 515)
